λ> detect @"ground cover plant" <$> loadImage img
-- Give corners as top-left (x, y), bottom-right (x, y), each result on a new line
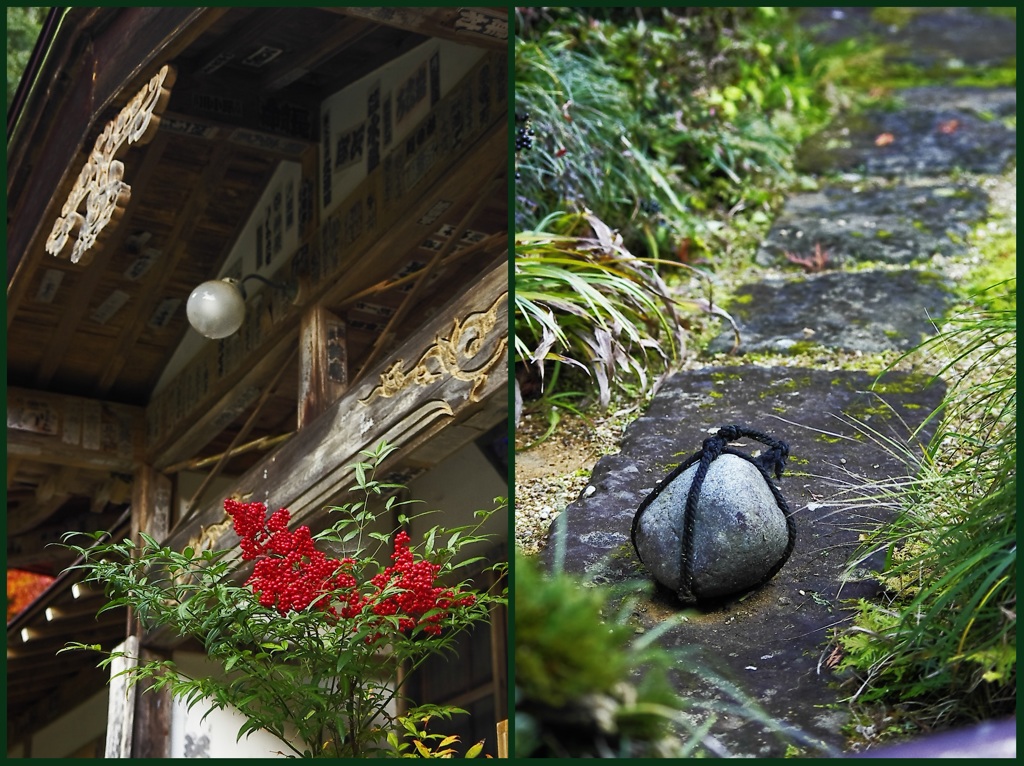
top-left (514, 7), bottom-right (850, 409)
top-left (514, 522), bottom-right (827, 758)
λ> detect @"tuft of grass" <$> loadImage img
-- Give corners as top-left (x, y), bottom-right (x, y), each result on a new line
top-left (514, 211), bottom-right (693, 409)
top-left (514, 521), bottom-right (831, 758)
top-left (828, 290), bottom-right (1016, 733)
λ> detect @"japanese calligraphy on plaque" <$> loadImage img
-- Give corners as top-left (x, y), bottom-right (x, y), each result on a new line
top-left (46, 65), bottom-right (176, 265)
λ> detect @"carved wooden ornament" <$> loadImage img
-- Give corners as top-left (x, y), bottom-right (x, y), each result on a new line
top-left (46, 64), bottom-right (176, 265)
top-left (360, 291), bottom-right (508, 404)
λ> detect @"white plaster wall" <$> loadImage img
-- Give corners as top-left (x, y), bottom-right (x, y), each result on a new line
top-left (406, 439), bottom-right (508, 564)
top-left (168, 650), bottom-right (398, 758)
top-left (169, 650), bottom-right (295, 758)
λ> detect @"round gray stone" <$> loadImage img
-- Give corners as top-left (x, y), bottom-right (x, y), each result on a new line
top-left (634, 454), bottom-right (790, 600)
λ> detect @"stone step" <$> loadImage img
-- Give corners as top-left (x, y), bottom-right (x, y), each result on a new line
top-left (799, 7), bottom-right (1015, 70)
top-left (755, 180), bottom-right (989, 268)
top-left (544, 366), bottom-right (947, 756)
top-left (796, 96), bottom-right (1016, 176)
top-left (709, 268), bottom-right (954, 356)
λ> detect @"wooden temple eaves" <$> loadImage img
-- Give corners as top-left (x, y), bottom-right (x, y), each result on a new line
top-left (6, 6), bottom-right (509, 742)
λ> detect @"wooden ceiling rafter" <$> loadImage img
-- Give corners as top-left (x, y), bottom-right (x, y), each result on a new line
top-left (312, 126), bottom-right (507, 323)
top-left (156, 107), bottom-right (316, 159)
top-left (326, 7), bottom-right (508, 50)
top-left (314, 31), bottom-right (431, 98)
top-left (147, 329), bottom-right (300, 470)
top-left (260, 18), bottom-right (381, 93)
top-left (339, 230), bottom-right (506, 307)
top-left (93, 140), bottom-right (240, 397)
top-left (190, 8), bottom-right (293, 80)
top-left (164, 431), bottom-right (294, 475)
top-left (146, 121), bottom-right (506, 468)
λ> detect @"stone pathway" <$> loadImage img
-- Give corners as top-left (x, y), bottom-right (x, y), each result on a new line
top-left (540, 7), bottom-right (1015, 757)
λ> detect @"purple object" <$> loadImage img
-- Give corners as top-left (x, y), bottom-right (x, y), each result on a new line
top-left (852, 717), bottom-right (1015, 759)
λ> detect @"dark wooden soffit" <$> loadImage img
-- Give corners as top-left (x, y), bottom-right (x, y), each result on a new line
top-left (6, 6), bottom-right (508, 580)
top-left (329, 7), bottom-right (508, 50)
top-left (7, 6), bottom-right (227, 288)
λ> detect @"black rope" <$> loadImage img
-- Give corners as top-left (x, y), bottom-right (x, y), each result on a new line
top-left (630, 425), bottom-right (796, 604)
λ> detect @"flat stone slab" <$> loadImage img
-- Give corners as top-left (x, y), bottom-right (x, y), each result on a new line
top-left (544, 366), bottom-right (946, 756)
top-left (709, 269), bottom-right (954, 355)
top-left (755, 181), bottom-right (988, 267)
top-left (797, 98), bottom-right (1016, 176)
top-left (800, 7), bottom-right (1016, 70)
top-left (897, 86), bottom-right (1016, 119)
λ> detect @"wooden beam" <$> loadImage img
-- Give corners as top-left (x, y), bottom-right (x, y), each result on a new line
top-left (338, 231), bottom-right (506, 305)
top-left (261, 18), bottom-right (380, 93)
top-left (7, 508), bottom-right (127, 570)
top-left (145, 50), bottom-right (506, 463)
top-left (182, 346), bottom-right (298, 517)
top-left (131, 647), bottom-right (173, 757)
top-left (105, 636), bottom-right (139, 757)
top-left (7, 387), bottom-right (144, 472)
top-left (352, 173), bottom-right (503, 385)
top-left (128, 465), bottom-right (174, 758)
top-left (298, 305), bottom-right (349, 428)
top-left (131, 465), bottom-right (172, 544)
top-left (328, 7), bottom-right (508, 49)
top-left (146, 329), bottom-right (298, 470)
top-left (162, 432), bottom-right (293, 474)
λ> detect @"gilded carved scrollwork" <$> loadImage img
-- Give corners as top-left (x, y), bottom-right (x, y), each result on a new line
top-left (360, 292), bottom-right (507, 405)
top-left (46, 64), bottom-right (176, 265)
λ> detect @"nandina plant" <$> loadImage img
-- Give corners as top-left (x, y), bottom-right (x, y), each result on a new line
top-left (60, 442), bottom-right (505, 758)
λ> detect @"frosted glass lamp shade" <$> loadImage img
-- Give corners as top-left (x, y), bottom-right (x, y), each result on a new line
top-left (186, 278), bottom-right (246, 339)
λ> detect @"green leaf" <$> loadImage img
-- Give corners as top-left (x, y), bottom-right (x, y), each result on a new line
top-left (465, 740), bottom-right (485, 758)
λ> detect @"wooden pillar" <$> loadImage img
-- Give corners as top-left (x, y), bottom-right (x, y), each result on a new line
top-left (298, 304), bottom-right (348, 428)
top-left (105, 465), bottom-right (174, 757)
top-left (130, 464), bottom-right (172, 542)
top-left (105, 635), bottom-right (139, 757)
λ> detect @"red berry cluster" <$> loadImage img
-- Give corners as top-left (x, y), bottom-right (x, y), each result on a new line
top-left (369, 531), bottom-right (476, 636)
top-left (225, 498), bottom-right (347, 615)
top-left (223, 499), bottom-right (475, 637)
